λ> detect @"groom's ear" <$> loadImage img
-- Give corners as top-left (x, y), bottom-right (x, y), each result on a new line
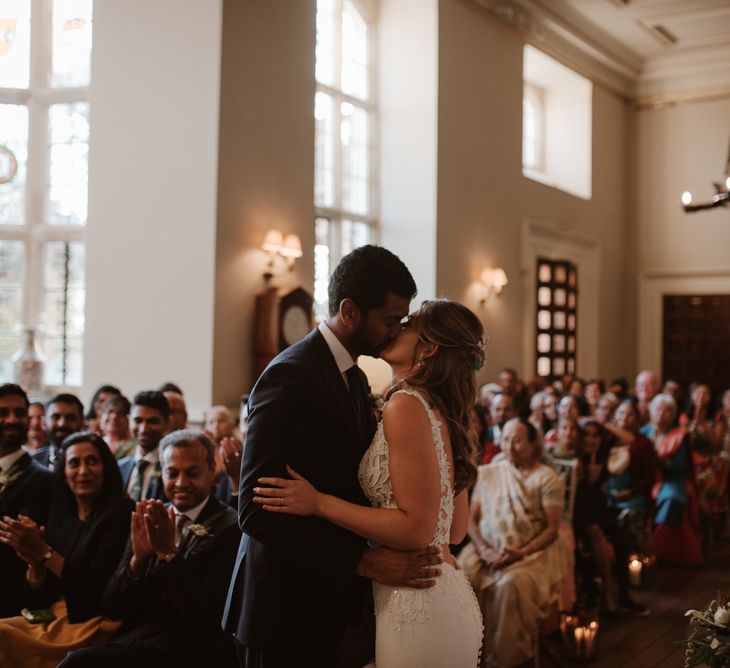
top-left (339, 298), bottom-right (361, 331)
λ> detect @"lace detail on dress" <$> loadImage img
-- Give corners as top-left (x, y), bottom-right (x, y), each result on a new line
top-left (357, 387), bottom-right (453, 547)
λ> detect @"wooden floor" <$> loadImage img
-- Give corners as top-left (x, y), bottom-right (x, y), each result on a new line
top-left (538, 533), bottom-right (730, 668)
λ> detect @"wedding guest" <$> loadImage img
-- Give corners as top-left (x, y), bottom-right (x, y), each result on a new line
top-left (635, 370), bottom-right (660, 426)
top-left (481, 393), bottom-right (514, 463)
top-left (164, 391), bottom-right (188, 432)
top-left (33, 394), bottom-right (84, 470)
top-left (59, 430), bottom-right (240, 668)
top-left (205, 405), bottom-right (238, 444)
top-left (644, 394), bottom-right (703, 565)
top-left (545, 416), bottom-right (579, 455)
top-left (460, 418), bottom-right (568, 667)
top-left (100, 396), bottom-right (135, 460)
top-left (542, 389), bottom-right (559, 434)
top-left (609, 377), bottom-right (630, 401)
top-left (0, 384), bottom-right (53, 617)
top-left (26, 401), bottom-right (48, 452)
top-left (584, 379), bottom-right (604, 416)
top-left (719, 389), bottom-right (730, 457)
top-left (528, 391), bottom-right (546, 440)
top-left (85, 385), bottom-right (122, 435)
top-left (595, 392), bottom-right (620, 425)
top-left (662, 378), bottom-right (684, 408)
top-left (0, 433), bottom-right (132, 667)
top-left (118, 392), bottom-right (169, 502)
top-left (158, 381), bottom-right (184, 396)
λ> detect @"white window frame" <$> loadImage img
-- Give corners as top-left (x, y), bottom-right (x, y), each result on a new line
top-left (0, 0), bottom-right (88, 388)
top-left (314, 0), bottom-right (379, 293)
top-left (522, 81), bottom-right (545, 173)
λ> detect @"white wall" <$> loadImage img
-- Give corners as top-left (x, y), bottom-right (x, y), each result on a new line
top-left (84, 0), bottom-right (222, 419)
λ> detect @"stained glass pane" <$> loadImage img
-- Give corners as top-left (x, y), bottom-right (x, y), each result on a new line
top-left (315, 0), bottom-right (334, 87)
top-left (538, 287), bottom-right (551, 307)
top-left (0, 0), bottom-right (30, 89)
top-left (0, 103), bottom-right (28, 224)
top-left (537, 357), bottom-right (550, 377)
top-left (553, 311), bottom-right (566, 329)
top-left (538, 263), bottom-right (551, 283)
top-left (341, 0), bottom-right (368, 100)
top-left (51, 0), bottom-right (93, 88)
top-left (537, 310), bottom-right (550, 330)
top-left (0, 240), bottom-right (24, 380)
top-left (314, 91), bottom-right (334, 208)
top-left (41, 241), bottom-right (85, 386)
top-left (48, 101), bottom-right (89, 225)
top-left (341, 102), bottom-right (368, 215)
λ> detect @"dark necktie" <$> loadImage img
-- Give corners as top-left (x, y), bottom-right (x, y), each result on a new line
top-left (175, 513), bottom-right (191, 548)
top-left (346, 365), bottom-right (371, 446)
top-left (130, 459), bottom-right (150, 501)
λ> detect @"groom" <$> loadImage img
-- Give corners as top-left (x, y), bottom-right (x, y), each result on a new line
top-left (222, 245), bottom-right (443, 667)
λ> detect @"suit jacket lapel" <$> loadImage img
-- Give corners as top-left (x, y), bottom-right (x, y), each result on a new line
top-left (309, 329), bottom-right (362, 452)
top-left (0, 452), bottom-right (31, 494)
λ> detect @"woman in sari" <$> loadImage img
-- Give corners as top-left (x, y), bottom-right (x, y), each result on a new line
top-left (460, 418), bottom-right (568, 667)
top-left (0, 433), bottom-right (133, 668)
top-left (644, 394), bottom-right (703, 565)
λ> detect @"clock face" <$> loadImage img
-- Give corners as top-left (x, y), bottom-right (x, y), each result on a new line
top-left (282, 305), bottom-right (310, 346)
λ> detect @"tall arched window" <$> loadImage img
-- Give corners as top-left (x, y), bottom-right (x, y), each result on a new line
top-left (314, 0), bottom-right (377, 321)
top-left (0, 0), bottom-right (92, 388)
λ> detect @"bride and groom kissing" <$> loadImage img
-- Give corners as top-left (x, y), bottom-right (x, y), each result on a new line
top-left (222, 245), bottom-right (484, 667)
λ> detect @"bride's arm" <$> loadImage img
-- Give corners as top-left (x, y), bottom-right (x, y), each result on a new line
top-left (254, 393), bottom-right (442, 550)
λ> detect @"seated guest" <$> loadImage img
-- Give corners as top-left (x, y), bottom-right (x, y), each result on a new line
top-left (163, 392), bottom-right (188, 432)
top-left (204, 406), bottom-right (243, 507)
top-left (584, 379), bottom-right (604, 416)
top-left (59, 430), bottom-right (239, 668)
top-left (573, 419), bottom-right (648, 617)
top-left (118, 391), bottom-right (170, 501)
top-left (100, 396), bottom-right (135, 460)
top-left (204, 405), bottom-right (238, 444)
top-left (0, 433), bottom-right (133, 667)
top-left (460, 418), bottom-right (568, 668)
top-left (541, 388), bottom-right (559, 434)
top-left (557, 394), bottom-right (584, 423)
top-left (608, 377), bottom-right (630, 402)
top-left (662, 378), bottom-right (684, 408)
top-left (644, 394), bottom-right (703, 565)
top-left (595, 392), bottom-right (620, 426)
top-left (33, 394), bottom-right (84, 470)
top-left (634, 370), bottom-right (660, 427)
top-left (158, 381), bottom-right (184, 396)
top-left (607, 400), bottom-right (656, 520)
top-left (545, 416), bottom-right (580, 456)
top-left (528, 390), bottom-right (546, 440)
top-left (85, 385), bottom-right (122, 435)
top-left (480, 392), bottom-right (514, 464)
top-left (0, 384), bottom-right (53, 617)
top-left (26, 401), bottom-right (49, 452)
top-left (719, 389), bottom-right (730, 457)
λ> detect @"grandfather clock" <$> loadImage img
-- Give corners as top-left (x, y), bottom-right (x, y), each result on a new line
top-left (253, 286), bottom-right (314, 384)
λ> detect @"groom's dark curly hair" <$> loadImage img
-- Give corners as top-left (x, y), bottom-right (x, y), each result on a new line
top-left (328, 245), bottom-right (417, 317)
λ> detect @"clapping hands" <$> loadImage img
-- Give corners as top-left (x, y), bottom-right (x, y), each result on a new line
top-left (129, 500), bottom-right (176, 577)
top-left (0, 515), bottom-right (47, 564)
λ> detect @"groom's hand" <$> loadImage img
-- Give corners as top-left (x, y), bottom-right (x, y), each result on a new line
top-left (355, 545), bottom-right (442, 589)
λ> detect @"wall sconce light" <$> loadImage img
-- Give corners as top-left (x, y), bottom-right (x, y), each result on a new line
top-left (479, 267), bottom-right (508, 304)
top-left (262, 229), bottom-right (303, 285)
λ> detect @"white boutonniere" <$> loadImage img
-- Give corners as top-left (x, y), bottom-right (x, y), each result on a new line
top-left (150, 470), bottom-right (162, 479)
top-left (188, 524), bottom-right (209, 538)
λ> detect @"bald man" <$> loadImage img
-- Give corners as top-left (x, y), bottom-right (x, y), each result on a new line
top-left (164, 392), bottom-right (188, 432)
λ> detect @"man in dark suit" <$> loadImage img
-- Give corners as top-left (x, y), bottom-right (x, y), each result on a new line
top-left (59, 429), bottom-right (239, 668)
top-left (31, 393), bottom-right (84, 469)
top-left (117, 391), bottom-right (169, 501)
top-left (222, 246), bottom-right (444, 667)
top-left (0, 383), bottom-right (53, 617)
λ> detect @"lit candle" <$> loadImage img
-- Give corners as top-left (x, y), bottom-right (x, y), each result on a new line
top-left (585, 621), bottom-right (598, 656)
top-left (574, 626), bottom-right (585, 657)
top-left (629, 558), bottom-right (642, 587)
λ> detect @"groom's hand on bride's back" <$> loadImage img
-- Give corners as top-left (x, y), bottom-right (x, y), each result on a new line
top-left (355, 545), bottom-right (442, 589)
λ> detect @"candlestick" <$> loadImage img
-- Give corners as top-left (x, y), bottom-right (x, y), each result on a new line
top-left (629, 558), bottom-right (642, 587)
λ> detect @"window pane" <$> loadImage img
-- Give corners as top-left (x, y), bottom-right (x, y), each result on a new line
top-left (537, 357), bottom-right (550, 377)
top-left (538, 287), bottom-right (551, 307)
top-left (554, 265), bottom-right (566, 283)
top-left (537, 333), bottom-right (550, 354)
top-left (537, 310), bottom-right (550, 330)
top-left (314, 217), bottom-right (330, 323)
top-left (554, 288), bottom-right (566, 307)
top-left (341, 102), bottom-right (369, 215)
top-left (48, 102), bottom-right (89, 225)
top-left (553, 357), bottom-right (565, 376)
top-left (314, 91), bottom-right (335, 208)
top-left (0, 0), bottom-right (30, 88)
top-left (568, 313), bottom-right (576, 331)
top-left (567, 357), bottom-right (575, 374)
top-left (553, 334), bottom-right (565, 353)
top-left (315, 0), bottom-right (335, 87)
top-left (341, 0), bottom-right (368, 100)
top-left (553, 311), bottom-right (566, 329)
top-left (0, 240), bottom-right (24, 380)
top-left (0, 103), bottom-right (28, 224)
top-left (538, 263), bottom-right (551, 283)
top-left (41, 241), bottom-right (85, 386)
top-left (51, 0), bottom-right (93, 88)
top-left (340, 219), bottom-right (369, 258)
top-left (568, 292), bottom-right (576, 309)
top-left (522, 96), bottom-right (537, 168)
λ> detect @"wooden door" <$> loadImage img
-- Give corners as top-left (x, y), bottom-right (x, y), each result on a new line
top-left (663, 294), bottom-right (730, 393)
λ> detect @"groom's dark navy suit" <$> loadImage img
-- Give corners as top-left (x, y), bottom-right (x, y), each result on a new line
top-left (222, 327), bottom-right (376, 665)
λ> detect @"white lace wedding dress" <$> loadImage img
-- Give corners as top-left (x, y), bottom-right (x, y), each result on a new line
top-left (358, 388), bottom-right (483, 668)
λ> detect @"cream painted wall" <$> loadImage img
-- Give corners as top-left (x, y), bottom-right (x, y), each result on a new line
top-left (635, 97), bottom-right (730, 374)
top-left (437, 0), bottom-right (634, 384)
top-left (213, 0), bottom-right (316, 404)
top-left (84, 0), bottom-right (222, 420)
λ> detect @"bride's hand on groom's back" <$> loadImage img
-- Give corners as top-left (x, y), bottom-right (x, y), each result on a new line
top-left (253, 466), bottom-right (320, 516)
top-left (355, 545), bottom-right (442, 589)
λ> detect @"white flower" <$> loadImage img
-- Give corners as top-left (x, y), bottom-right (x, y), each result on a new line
top-left (188, 524), bottom-right (209, 538)
top-left (714, 606), bottom-right (730, 626)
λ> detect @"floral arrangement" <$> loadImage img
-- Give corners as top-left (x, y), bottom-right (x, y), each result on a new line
top-left (685, 593), bottom-right (730, 667)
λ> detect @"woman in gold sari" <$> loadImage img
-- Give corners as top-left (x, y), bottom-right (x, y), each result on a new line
top-left (459, 417), bottom-right (568, 667)
top-left (0, 433), bottom-right (133, 668)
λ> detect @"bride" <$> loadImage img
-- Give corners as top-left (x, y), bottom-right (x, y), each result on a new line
top-left (253, 299), bottom-right (484, 667)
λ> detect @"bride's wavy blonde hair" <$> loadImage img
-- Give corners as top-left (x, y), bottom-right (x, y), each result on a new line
top-left (387, 299), bottom-right (485, 493)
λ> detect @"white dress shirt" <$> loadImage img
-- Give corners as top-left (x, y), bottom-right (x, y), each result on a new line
top-left (126, 446), bottom-right (160, 498)
top-left (318, 321), bottom-right (357, 389)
